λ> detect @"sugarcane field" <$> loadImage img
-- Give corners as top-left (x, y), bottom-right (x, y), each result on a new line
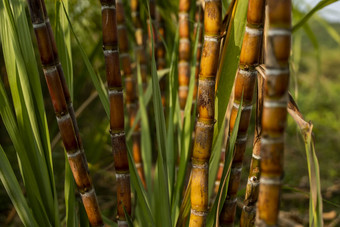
top-left (1, 0), bottom-right (340, 226)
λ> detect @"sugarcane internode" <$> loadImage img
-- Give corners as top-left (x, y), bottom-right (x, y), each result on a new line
top-left (257, 0), bottom-right (291, 226)
top-left (189, 0), bottom-right (221, 226)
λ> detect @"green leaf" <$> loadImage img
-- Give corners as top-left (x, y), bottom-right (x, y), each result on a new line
top-left (127, 146), bottom-right (155, 226)
top-left (102, 215), bottom-right (118, 227)
top-left (292, 0), bottom-right (340, 33)
top-left (171, 14), bottom-right (201, 224)
top-left (215, 0), bottom-right (248, 133)
top-left (62, 2), bottom-right (110, 116)
top-left (147, 2), bottom-right (172, 226)
top-left (0, 146), bottom-right (39, 227)
top-left (208, 118), bottom-right (227, 198)
top-left (207, 95), bottom-right (243, 227)
top-left (0, 1), bottom-right (58, 225)
top-left (65, 155), bottom-right (77, 227)
top-left (136, 62), bottom-right (153, 193)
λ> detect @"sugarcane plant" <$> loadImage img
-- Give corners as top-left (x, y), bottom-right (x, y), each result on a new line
top-left (26, 0), bottom-right (104, 226)
top-left (99, 0), bottom-right (132, 225)
top-left (256, 0), bottom-right (292, 226)
top-left (220, 0), bottom-right (266, 225)
top-left (189, 0), bottom-right (222, 226)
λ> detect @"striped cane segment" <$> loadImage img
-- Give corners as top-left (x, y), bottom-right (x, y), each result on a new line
top-left (27, 0), bottom-right (104, 225)
top-left (219, 0), bottom-right (265, 225)
top-left (100, 0), bottom-right (132, 225)
top-left (189, 0), bottom-right (222, 226)
top-left (257, 0), bottom-right (291, 226)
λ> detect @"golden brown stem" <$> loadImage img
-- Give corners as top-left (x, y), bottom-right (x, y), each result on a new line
top-left (99, 0), bottom-right (132, 225)
top-left (189, 1), bottom-right (221, 226)
top-left (178, 0), bottom-right (191, 110)
top-left (219, 0), bottom-right (265, 225)
top-left (116, 0), bottom-right (146, 190)
top-left (256, 0), bottom-right (291, 226)
top-left (26, 0), bottom-right (103, 226)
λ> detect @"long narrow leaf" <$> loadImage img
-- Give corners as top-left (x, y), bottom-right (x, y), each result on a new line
top-left (0, 146), bottom-right (39, 227)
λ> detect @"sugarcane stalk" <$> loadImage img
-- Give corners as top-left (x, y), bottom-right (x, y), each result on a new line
top-left (219, 0), bottom-right (266, 225)
top-left (240, 72), bottom-right (264, 227)
top-left (156, 9), bottom-right (167, 109)
top-left (193, 0), bottom-right (204, 106)
top-left (26, 0), bottom-right (103, 226)
top-left (178, 0), bottom-right (191, 111)
top-left (189, 1), bottom-right (221, 226)
top-left (99, 1), bottom-right (132, 225)
top-left (256, 0), bottom-right (291, 225)
top-left (131, 0), bottom-right (148, 91)
top-left (116, 0), bottom-right (146, 188)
